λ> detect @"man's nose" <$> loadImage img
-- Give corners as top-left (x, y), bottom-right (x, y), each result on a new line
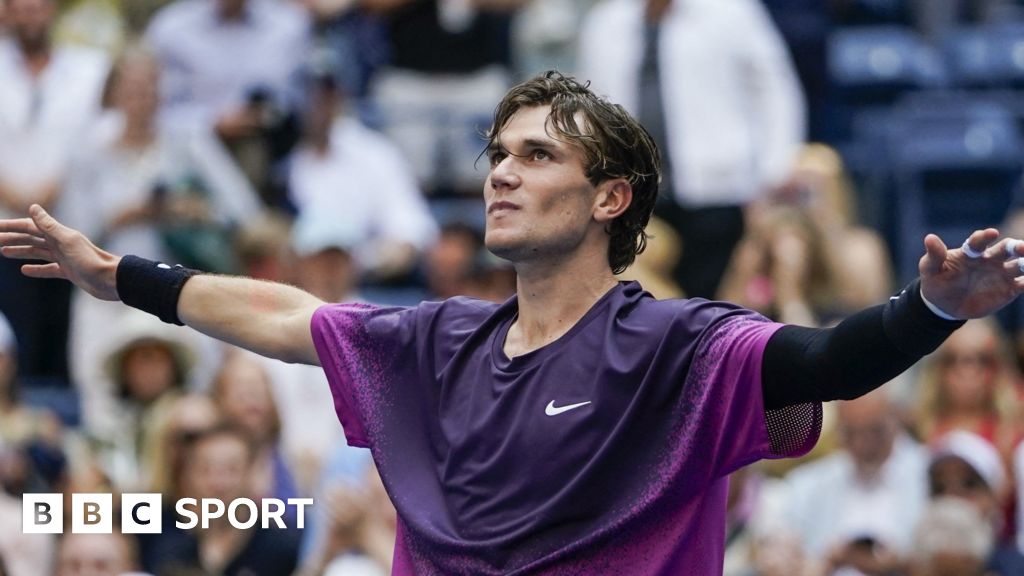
top-left (490, 157), bottom-right (521, 189)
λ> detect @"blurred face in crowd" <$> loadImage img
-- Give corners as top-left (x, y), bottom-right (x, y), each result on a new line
top-left (215, 356), bottom-right (278, 444)
top-left (484, 105), bottom-right (611, 268)
top-left (217, 0), bottom-right (247, 19)
top-left (928, 457), bottom-right (999, 522)
top-left (296, 248), bottom-right (356, 304)
top-left (110, 56), bottom-right (160, 127)
top-left (302, 80), bottom-right (340, 148)
top-left (56, 533), bottom-right (134, 576)
top-left (837, 392), bottom-right (898, 478)
top-left (121, 342), bottom-right (178, 404)
top-left (937, 322), bottom-right (999, 414)
top-left (5, 0), bottom-right (54, 52)
top-left (184, 432), bottom-right (252, 504)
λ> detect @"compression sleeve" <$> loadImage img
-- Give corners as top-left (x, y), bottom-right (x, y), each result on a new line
top-left (762, 280), bottom-right (965, 410)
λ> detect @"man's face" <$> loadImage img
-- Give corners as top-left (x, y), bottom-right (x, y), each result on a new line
top-left (929, 457), bottom-right (998, 521)
top-left (185, 435), bottom-right (251, 504)
top-left (5, 0), bottom-right (54, 49)
top-left (483, 105), bottom-right (601, 266)
top-left (56, 533), bottom-right (132, 576)
top-left (837, 396), bottom-right (897, 474)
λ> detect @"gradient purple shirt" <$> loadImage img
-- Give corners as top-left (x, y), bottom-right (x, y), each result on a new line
top-left (311, 282), bottom-right (821, 575)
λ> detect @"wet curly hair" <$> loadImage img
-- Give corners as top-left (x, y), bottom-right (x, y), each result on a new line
top-left (485, 71), bottom-right (662, 274)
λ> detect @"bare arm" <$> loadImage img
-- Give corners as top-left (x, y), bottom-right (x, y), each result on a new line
top-left (0, 205), bottom-right (324, 365)
top-left (178, 275), bottom-right (323, 365)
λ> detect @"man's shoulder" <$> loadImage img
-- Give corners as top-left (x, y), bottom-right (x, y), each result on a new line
top-left (622, 288), bottom-right (765, 333)
top-left (417, 296), bottom-right (503, 327)
top-left (145, 0), bottom-right (208, 41)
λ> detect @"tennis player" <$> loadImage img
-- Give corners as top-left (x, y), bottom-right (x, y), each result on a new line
top-left (2, 72), bottom-right (1022, 575)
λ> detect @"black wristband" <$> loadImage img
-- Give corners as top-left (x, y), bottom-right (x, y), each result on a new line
top-left (882, 279), bottom-right (965, 357)
top-left (116, 255), bottom-right (200, 326)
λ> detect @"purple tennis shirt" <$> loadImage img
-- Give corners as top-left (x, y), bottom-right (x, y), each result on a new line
top-left (311, 281), bottom-right (821, 575)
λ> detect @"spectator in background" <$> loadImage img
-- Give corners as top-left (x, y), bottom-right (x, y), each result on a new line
top-left (0, 446), bottom-right (57, 576)
top-left (425, 223), bottom-right (485, 300)
top-left (235, 210), bottom-right (295, 283)
top-left (62, 48), bottom-right (258, 441)
top-left (782, 389), bottom-right (928, 573)
top-left (211, 351), bottom-right (300, 504)
top-left (579, 0), bottom-right (805, 299)
top-left (300, 462), bottom-right (396, 576)
top-left (771, 144), bottom-right (893, 314)
top-left (61, 47), bottom-right (262, 270)
top-left (621, 216), bottom-right (683, 300)
top-left (300, 0), bottom-right (389, 102)
top-left (54, 532), bottom-right (141, 576)
top-left (145, 0), bottom-right (310, 201)
top-left (290, 211), bottom-right (363, 305)
top-left (95, 311), bottom-right (197, 491)
top-left (910, 497), bottom-right (994, 576)
top-left (364, 0), bottom-right (529, 196)
top-left (914, 319), bottom-right (1023, 460)
top-left (927, 430), bottom-right (1024, 575)
top-left (0, 312), bottom-right (63, 451)
top-left (144, 424), bottom-right (301, 576)
top-left (288, 69), bottom-right (437, 284)
top-left (0, 0), bottom-right (109, 385)
top-left (145, 393), bottom-right (220, 497)
top-left (718, 206), bottom-right (836, 326)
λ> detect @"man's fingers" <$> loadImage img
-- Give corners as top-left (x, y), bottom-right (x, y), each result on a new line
top-left (0, 246), bottom-right (54, 261)
top-left (0, 232), bottom-right (49, 248)
top-left (0, 218), bottom-right (44, 237)
top-left (921, 234), bottom-right (949, 275)
top-left (28, 204), bottom-right (71, 243)
top-left (961, 228), bottom-right (1000, 258)
top-left (21, 263), bottom-right (65, 280)
top-left (983, 237), bottom-right (1024, 260)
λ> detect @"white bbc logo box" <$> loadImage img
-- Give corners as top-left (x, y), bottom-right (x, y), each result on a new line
top-left (23, 493), bottom-right (162, 534)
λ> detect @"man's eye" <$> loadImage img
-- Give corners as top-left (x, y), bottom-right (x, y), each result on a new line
top-left (489, 152), bottom-right (507, 166)
top-left (532, 149), bottom-right (550, 161)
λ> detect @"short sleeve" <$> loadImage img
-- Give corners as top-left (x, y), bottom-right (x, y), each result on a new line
top-left (310, 303), bottom-right (417, 449)
top-left (687, 315), bottom-right (822, 478)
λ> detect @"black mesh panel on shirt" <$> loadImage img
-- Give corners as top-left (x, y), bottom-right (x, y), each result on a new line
top-left (765, 402), bottom-right (823, 457)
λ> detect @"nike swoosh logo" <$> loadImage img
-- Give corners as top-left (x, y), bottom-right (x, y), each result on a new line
top-left (545, 400), bottom-right (592, 416)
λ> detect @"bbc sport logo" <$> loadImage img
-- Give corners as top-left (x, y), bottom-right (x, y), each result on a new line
top-left (22, 494), bottom-right (314, 534)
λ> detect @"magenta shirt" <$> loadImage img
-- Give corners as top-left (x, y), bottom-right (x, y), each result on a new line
top-left (311, 282), bottom-right (821, 575)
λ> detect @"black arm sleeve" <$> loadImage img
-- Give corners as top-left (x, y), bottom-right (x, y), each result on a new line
top-left (762, 280), bottom-right (965, 410)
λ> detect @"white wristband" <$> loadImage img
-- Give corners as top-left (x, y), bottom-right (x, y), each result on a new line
top-left (920, 292), bottom-right (960, 321)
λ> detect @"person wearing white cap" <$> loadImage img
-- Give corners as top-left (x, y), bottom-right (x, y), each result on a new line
top-left (929, 430), bottom-right (1024, 575)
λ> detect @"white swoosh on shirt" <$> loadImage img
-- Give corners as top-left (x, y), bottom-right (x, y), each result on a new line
top-left (545, 400), bottom-right (592, 416)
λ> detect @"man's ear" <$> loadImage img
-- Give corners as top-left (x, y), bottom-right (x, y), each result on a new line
top-left (594, 179), bottom-right (633, 223)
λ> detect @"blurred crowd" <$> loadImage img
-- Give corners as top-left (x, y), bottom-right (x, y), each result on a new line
top-left (2, 0), bottom-right (1024, 575)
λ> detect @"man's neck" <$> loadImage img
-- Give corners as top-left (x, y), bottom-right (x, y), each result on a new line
top-left (506, 251), bottom-right (618, 358)
top-left (19, 41), bottom-right (51, 77)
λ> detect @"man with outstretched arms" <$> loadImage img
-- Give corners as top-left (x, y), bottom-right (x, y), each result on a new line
top-left (2, 72), bottom-right (1022, 575)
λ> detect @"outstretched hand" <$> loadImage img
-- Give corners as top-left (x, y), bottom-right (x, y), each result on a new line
top-left (0, 204), bottom-right (121, 301)
top-left (919, 228), bottom-right (1024, 320)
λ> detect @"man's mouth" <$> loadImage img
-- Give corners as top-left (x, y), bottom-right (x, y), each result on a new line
top-left (488, 201), bottom-right (520, 214)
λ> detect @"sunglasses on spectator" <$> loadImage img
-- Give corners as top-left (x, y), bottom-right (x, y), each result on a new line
top-left (929, 472), bottom-right (988, 497)
top-left (938, 352), bottom-right (997, 369)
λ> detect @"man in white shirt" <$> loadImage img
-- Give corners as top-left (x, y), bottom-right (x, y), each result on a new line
top-left (145, 0), bottom-right (310, 198)
top-left (145, 0), bottom-right (310, 136)
top-left (287, 73), bottom-right (438, 283)
top-left (782, 389), bottom-right (928, 574)
top-left (578, 0), bottom-right (805, 298)
top-left (0, 0), bottom-right (109, 383)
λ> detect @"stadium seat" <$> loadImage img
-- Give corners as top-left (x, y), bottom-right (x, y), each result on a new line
top-left (942, 23), bottom-right (1024, 88)
top-left (888, 103), bottom-right (1024, 281)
